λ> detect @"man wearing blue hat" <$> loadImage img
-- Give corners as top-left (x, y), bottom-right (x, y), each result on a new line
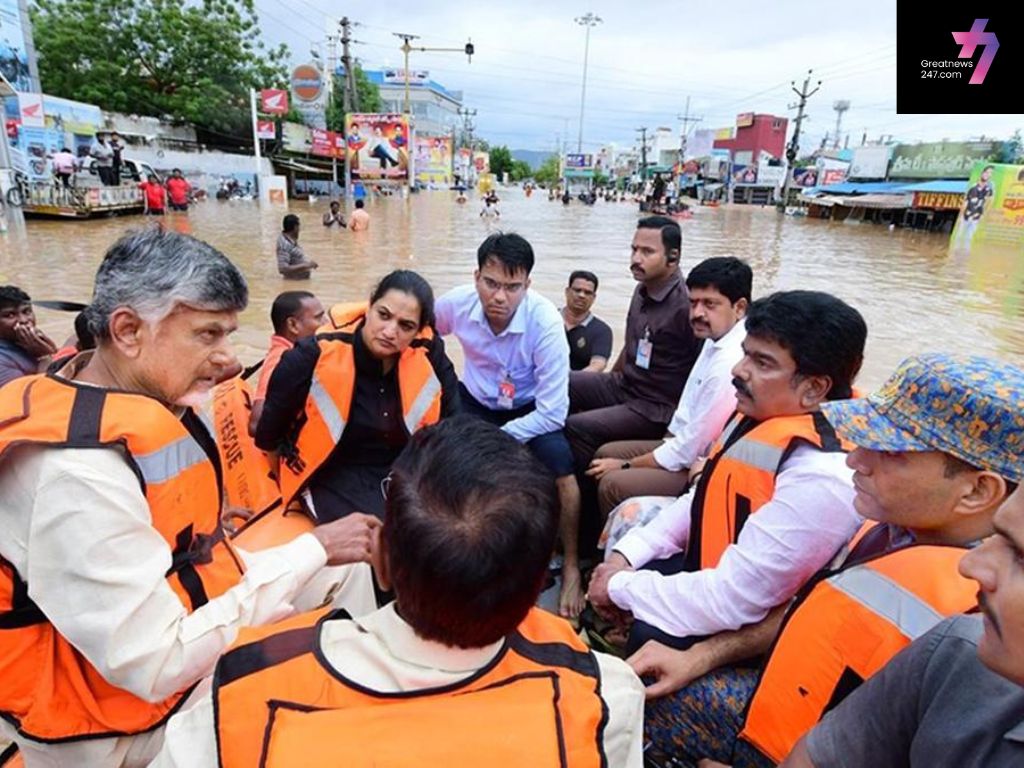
top-left (632, 353), bottom-right (1021, 768)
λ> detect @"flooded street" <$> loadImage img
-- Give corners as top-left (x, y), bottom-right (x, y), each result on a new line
top-left (2, 192), bottom-right (1023, 390)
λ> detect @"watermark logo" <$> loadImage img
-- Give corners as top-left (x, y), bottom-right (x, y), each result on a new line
top-left (952, 19), bottom-right (999, 85)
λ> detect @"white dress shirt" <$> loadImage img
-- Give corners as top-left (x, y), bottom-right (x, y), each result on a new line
top-left (0, 443), bottom-right (367, 768)
top-left (609, 443), bottom-right (861, 638)
top-left (151, 603), bottom-right (645, 768)
top-left (657, 320), bottom-right (746, 471)
top-left (435, 284), bottom-right (570, 442)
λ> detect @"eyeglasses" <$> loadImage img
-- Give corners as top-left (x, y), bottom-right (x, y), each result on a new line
top-left (479, 275), bottom-right (526, 294)
top-left (380, 473), bottom-right (393, 501)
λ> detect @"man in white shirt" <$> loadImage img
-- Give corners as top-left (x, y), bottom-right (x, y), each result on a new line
top-left (0, 230), bottom-right (379, 768)
top-left (435, 233), bottom-right (586, 620)
top-left (586, 257), bottom-right (751, 518)
top-left (587, 290), bottom-right (867, 656)
top-left (151, 417), bottom-right (645, 768)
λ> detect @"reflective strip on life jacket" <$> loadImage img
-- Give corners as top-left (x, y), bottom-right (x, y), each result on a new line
top-left (827, 567), bottom-right (944, 640)
top-left (308, 371), bottom-right (346, 443)
top-left (134, 434), bottom-right (209, 485)
top-left (404, 371), bottom-right (442, 434)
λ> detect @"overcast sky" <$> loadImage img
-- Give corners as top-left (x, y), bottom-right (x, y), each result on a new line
top-left (253, 0), bottom-right (1021, 153)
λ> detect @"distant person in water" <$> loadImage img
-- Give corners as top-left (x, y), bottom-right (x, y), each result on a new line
top-left (276, 214), bottom-right (319, 279)
top-left (349, 199), bottom-right (370, 231)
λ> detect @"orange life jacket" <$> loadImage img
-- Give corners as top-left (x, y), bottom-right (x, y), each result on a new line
top-left (683, 412), bottom-right (853, 571)
top-left (213, 606), bottom-right (608, 768)
top-left (207, 373), bottom-right (281, 515)
top-left (230, 501), bottom-right (315, 552)
top-left (737, 523), bottom-right (977, 762)
top-left (277, 302), bottom-right (443, 507)
top-left (0, 374), bottom-right (245, 742)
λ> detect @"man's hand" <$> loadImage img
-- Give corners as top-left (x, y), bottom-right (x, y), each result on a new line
top-left (221, 504), bottom-right (253, 535)
top-left (586, 457), bottom-right (624, 481)
top-left (308, 260), bottom-right (320, 270)
top-left (559, 562), bottom-right (586, 620)
top-left (627, 640), bottom-right (711, 699)
top-left (312, 513), bottom-right (382, 565)
top-left (14, 324), bottom-right (58, 358)
top-left (587, 556), bottom-right (632, 613)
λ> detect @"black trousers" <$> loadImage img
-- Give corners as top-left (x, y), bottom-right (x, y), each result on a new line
top-left (624, 552), bottom-right (708, 656)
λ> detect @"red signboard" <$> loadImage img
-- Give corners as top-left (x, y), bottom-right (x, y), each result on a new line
top-left (256, 120), bottom-right (276, 140)
top-left (260, 89), bottom-right (289, 115)
top-left (311, 129), bottom-right (344, 158)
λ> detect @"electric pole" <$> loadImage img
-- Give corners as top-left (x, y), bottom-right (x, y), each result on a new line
top-left (676, 96), bottom-right (702, 170)
top-left (574, 12), bottom-right (602, 153)
top-left (339, 16), bottom-right (357, 202)
top-left (636, 127), bottom-right (649, 182)
top-left (780, 69), bottom-right (821, 208)
top-left (393, 32), bottom-right (475, 115)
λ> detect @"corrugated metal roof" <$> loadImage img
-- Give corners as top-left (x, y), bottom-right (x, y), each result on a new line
top-left (895, 180), bottom-right (969, 193)
top-left (816, 181), bottom-right (907, 194)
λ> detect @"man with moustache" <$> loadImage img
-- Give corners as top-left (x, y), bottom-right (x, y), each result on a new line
top-left (562, 271), bottom-right (613, 374)
top-left (585, 257), bottom-right (751, 519)
top-left (633, 354), bottom-right (1019, 768)
top-left (587, 291), bottom-right (867, 657)
top-left (784, 410), bottom-right (1024, 767)
top-left (565, 217), bottom-right (700, 480)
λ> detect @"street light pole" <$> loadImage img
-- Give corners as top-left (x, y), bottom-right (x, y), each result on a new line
top-left (574, 12), bottom-right (601, 154)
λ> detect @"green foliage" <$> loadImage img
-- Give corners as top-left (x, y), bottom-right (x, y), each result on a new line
top-left (510, 160), bottom-right (532, 182)
top-left (488, 145), bottom-right (514, 178)
top-left (534, 155), bottom-right (561, 185)
top-left (325, 64), bottom-right (383, 132)
top-left (31, 0), bottom-right (289, 134)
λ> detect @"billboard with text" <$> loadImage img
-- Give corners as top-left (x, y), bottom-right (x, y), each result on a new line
top-left (345, 113), bottom-right (410, 181)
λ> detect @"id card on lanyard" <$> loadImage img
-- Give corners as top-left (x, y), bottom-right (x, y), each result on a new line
top-left (497, 370), bottom-right (516, 409)
top-left (636, 326), bottom-right (653, 370)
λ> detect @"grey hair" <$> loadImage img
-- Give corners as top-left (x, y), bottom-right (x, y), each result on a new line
top-left (86, 229), bottom-right (248, 340)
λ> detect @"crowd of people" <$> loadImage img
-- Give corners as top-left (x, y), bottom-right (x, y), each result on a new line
top-left (0, 214), bottom-right (1022, 767)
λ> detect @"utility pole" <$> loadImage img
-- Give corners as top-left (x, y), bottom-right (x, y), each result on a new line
top-left (780, 69), bottom-right (821, 209)
top-left (458, 106), bottom-right (477, 186)
top-left (832, 100), bottom-right (850, 150)
top-left (636, 127), bottom-right (649, 182)
top-left (574, 12), bottom-right (602, 153)
top-left (340, 16), bottom-right (355, 202)
top-left (676, 95), bottom-right (702, 177)
top-left (327, 26), bottom-right (339, 195)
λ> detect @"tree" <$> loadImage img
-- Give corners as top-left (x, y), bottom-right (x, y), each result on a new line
top-left (325, 64), bottom-right (382, 132)
top-left (534, 155), bottom-right (561, 186)
top-left (510, 160), bottom-right (532, 182)
top-left (489, 145), bottom-right (514, 179)
top-left (31, 0), bottom-right (289, 135)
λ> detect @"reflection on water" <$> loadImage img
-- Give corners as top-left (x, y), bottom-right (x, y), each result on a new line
top-left (2, 193), bottom-right (1023, 389)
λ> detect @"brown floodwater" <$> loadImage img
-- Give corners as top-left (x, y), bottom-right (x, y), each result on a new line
top-left (2, 192), bottom-right (1023, 391)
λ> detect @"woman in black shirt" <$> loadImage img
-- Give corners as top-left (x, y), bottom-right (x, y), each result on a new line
top-left (255, 270), bottom-right (460, 522)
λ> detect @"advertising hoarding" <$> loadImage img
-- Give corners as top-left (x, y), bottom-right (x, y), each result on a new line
top-left (414, 134), bottom-right (452, 185)
top-left (951, 162), bottom-right (1024, 251)
top-left (890, 141), bottom-right (1003, 180)
top-left (345, 113), bottom-right (410, 181)
top-left (0, 0), bottom-right (32, 91)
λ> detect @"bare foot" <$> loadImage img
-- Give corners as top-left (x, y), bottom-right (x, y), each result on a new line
top-left (559, 566), bottom-right (586, 621)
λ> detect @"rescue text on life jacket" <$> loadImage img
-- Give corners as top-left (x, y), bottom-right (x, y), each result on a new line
top-left (683, 411), bottom-right (852, 571)
top-left (213, 606), bottom-right (609, 768)
top-left (0, 374), bottom-right (244, 743)
top-left (736, 523), bottom-right (977, 763)
top-left (277, 302), bottom-right (443, 508)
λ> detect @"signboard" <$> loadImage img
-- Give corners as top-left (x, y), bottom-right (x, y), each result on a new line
top-left (17, 92), bottom-right (42, 127)
top-left (757, 165), bottom-right (786, 187)
top-left (256, 120), bottom-right (276, 140)
top-left (713, 127), bottom-right (734, 141)
top-left (382, 69), bottom-right (430, 85)
top-left (260, 89), bottom-right (289, 115)
top-left (290, 64), bottom-right (326, 129)
top-left (890, 141), bottom-right (1003, 180)
top-left (345, 113), bottom-right (410, 181)
top-left (849, 146), bottom-right (890, 179)
top-left (281, 121), bottom-right (311, 153)
top-left (951, 162), bottom-right (1024, 251)
top-left (41, 94), bottom-right (102, 134)
top-left (473, 151), bottom-right (490, 175)
top-left (736, 112), bottom-right (755, 128)
top-left (821, 168), bottom-right (848, 186)
top-left (565, 153), bottom-right (593, 169)
top-left (732, 164), bottom-right (758, 185)
top-left (687, 129), bottom-right (715, 159)
top-left (912, 191), bottom-right (964, 210)
top-left (311, 128), bottom-right (344, 158)
top-left (414, 134), bottom-right (452, 185)
top-left (0, 0), bottom-right (33, 91)
top-left (793, 168), bottom-right (819, 188)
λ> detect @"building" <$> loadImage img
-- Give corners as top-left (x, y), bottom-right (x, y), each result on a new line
top-left (713, 112), bottom-right (788, 166)
top-left (359, 68), bottom-right (462, 137)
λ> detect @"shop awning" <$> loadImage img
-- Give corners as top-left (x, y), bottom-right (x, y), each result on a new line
top-left (810, 193), bottom-right (912, 209)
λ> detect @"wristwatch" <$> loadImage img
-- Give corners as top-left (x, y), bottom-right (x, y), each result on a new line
top-left (621, 461), bottom-right (631, 470)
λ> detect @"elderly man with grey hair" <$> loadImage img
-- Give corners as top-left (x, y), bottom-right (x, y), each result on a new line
top-left (0, 229), bottom-right (380, 768)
